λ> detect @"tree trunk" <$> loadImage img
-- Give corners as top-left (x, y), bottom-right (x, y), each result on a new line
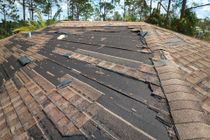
top-left (3, 13), bottom-right (6, 22)
top-left (1, 4), bottom-right (6, 22)
top-left (123, 1), bottom-right (126, 20)
top-left (71, 1), bottom-right (74, 20)
top-left (76, 6), bottom-right (79, 20)
top-left (103, 6), bottom-right (106, 21)
top-left (150, 0), bottom-right (152, 15)
top-left (99, 0), bottom-right (102, 20)
top-left (23, 0), bottom-right (26, 20)
top-left (157, 0), bottom-right (162, 10)
top-left (67, 0), bottom-right (70, 18)
top-left (50, 7), bottom-right (52, 19)
top-left (180, 0), bottom-right (187, 19)
top-left (103, 14), bottom-right (105, 21)
top-left (31, 9), bottom-right (34, 20)
top-left (30, 0), bottom-right (34, 20)
top-left (166, 0), bottom-right (171, 20)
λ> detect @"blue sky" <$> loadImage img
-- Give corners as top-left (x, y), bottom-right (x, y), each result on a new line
top-left (191, 0), bottom-right (210, 18)
top-left (1, 0), bottom-right (210, 20)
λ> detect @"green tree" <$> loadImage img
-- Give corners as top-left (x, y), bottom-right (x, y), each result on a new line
top-left (14, 8), bottom-right (62, 33)
top-left (0, 0), bottom-right (19, 22)
top-left (16, 0), bottom-right (26, 20)
top-left (113, 11), bottom-right (122, 21)
top-left (100, 1), bottom-right (114, 21)
top-left (37, 0), bottom-right (61, 20)
top-left (177, 9), bottom-right (198, 35)
top-left (23, 0), bottom-right (26, 20)
top-left (124, 0), bottom-right (149, 21)
top-left (180, 0), bottom-right (187, 19)
top-left (67, 0), bottom-right (93, 20)
top-left (166, 0), bottom-right (171, 21)
top-left (0, 0), bottom-right (19, 39)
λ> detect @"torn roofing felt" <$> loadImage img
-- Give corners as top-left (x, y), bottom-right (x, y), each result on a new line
top-left (0, 21), bottom-right (209, 140)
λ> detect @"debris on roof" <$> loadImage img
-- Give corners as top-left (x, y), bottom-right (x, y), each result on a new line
top-left (57, 34), bottom-right (66, 40)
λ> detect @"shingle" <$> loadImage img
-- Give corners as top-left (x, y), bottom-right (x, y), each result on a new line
top-left (166, 91), bottom-right (199, 102)
top-left (46, 106), bottom-right (65, 123)
top-left (57, 87), bottom-right (76, 101)
top-left (2, 21), bottom-right (210, 140)
top-left (161, 79), bottom-right (190, 86)
top-left (202, 97), bottom-right (210, 112)
top-left (159, 72), bottom-right (183, 81)
top-left (163, 85), bottom-right (192, 94)
top-left (176, 123), bottom-right (210, 139)
top-left (171, 109), bottom-right (206, 124)
top-left (169, 100), bottom-right (202, 111)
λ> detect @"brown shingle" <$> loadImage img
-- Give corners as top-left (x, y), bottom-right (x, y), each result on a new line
top-left (171, 109), bottom-right (206, 124)
top-left (1, 21), bottom-right (210, 139)
top-left (176, 123), bottom-right (210, 139)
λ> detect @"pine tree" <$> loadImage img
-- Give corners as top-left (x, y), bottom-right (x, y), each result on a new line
top-left (0, 0), bottom-right (19, 22)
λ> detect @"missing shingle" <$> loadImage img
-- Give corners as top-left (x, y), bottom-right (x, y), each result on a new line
top-left (57, 79), bottom-right (72, 89)
top-left (138, 31), bottom-right (148, 38)
top-left (153, 60), bottom-right (167, 66)
top-left (27, 125), bottom-right (45, 140)
top-left (12, 76), bottom-right (23, 89)
top-left (156, 112), bottom-right (172, 127)
top-left (39, 117), bottom-right (63, 140)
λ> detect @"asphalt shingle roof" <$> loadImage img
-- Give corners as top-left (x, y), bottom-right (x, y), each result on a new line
top-left (0, 21), bottom-right (209, 140)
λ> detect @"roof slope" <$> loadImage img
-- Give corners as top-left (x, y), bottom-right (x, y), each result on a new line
top-left (141, 23), bottom-right (210, 139)
top-left (0, 21), bottom-right (209, 140)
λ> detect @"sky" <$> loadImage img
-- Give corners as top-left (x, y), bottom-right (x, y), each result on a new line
top-left (193, 0), bottom-right (210, 18)
top-left (1, 0), bottom-right (210, 21)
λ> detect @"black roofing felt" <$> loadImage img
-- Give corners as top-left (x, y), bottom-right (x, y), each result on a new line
top-left (0, 26), bottom-right (173, 140)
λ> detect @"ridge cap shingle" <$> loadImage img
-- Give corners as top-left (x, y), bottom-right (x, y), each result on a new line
top-left (143, 23), bottom-right (210, 140)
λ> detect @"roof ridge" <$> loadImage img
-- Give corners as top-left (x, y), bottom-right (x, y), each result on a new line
top-left (142, 24), bottom-right (210, 140)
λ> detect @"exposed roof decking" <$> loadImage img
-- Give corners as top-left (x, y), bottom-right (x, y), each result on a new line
top-left (0, 22), bottom-right (175, 140)
top-left (1, 21), bottom-right (210, 140)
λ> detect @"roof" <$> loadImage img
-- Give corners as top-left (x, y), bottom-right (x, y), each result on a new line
top-left (0, 21), bottom-right (209, 140)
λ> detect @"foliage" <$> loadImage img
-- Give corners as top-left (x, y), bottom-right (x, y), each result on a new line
top-left (67, 0), bottom-right (93, 20)
top-left (195, 18), bottom-right (210, 41)
top-left (125, 13), bottom-right (137, 21)
top-left (92, 5), bottom-right (101, 21)
top-left (0, 0), bottom-right (210, 42)
top-left (177, 9), bottom-right (198, 35)
top-left (124, 0), bottom-right (149, 21)
top-left (100, 1), bottom-right (115, 21)
top-left (113, 11), bottom-right (122, 21)
top-left (13, 9), bottom-right (61, 33)
top-left (78, 1), bottom-right (94, 20)
top-left (0, 0), bottom-right (19, 21)
top-left (146, 7), bottom-right (199, 36)
top-left (0, 20), bottom-right (27, 39)
top-left (146, 9), bottom-right (165, 25)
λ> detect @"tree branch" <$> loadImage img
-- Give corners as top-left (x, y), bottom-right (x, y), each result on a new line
top-left (186, 3), bottom-right (210, 10)
top-left (158, 2), bottom-right (167, 13)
